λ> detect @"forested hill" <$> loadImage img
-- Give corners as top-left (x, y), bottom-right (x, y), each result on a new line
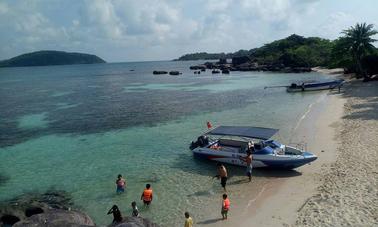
top-left (176, 34), bottom-right (333, 67)
top-left (0, 50), bottom-right (106, 68)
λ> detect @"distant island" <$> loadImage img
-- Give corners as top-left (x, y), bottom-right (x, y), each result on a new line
top-left (176, 32), bottom-right (378, 76)
top-left (175, 34), bottom-right (332, 68)
top-left (0, 50), bottom-right (106, 68)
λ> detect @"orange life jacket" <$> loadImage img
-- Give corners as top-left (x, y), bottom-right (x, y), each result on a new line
top-left (143, 189), bottom-right (153, 201)
top-left (223, 198), bottom-right (230, 210)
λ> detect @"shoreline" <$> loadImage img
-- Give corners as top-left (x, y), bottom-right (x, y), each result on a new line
top-left (238, 88), bottom-right (346, 227)
top-left (234, 75), bottom-right (377, 226)
top-left (196, 71), bottom-right (347, 227)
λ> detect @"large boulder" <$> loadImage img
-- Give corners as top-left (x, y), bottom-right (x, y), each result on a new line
top-left (152, 71), bottom-right (168, 75)
top-left (0, 190), bottom-right (74, 226)
top-left (13, 209), bottom-right (95, 227)
top-left (232, 56), bottom-right (251, 66)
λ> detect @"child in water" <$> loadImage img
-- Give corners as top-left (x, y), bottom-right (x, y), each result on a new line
top-left (131, 201), bottom-right (139, 217)
top-left (116, 174), bottom-right (126, 194)
top-left (221, 194), bottom-right (230, 220)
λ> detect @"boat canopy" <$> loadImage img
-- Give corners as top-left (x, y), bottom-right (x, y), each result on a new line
top-left (205, 126), bottom-right (278, 140)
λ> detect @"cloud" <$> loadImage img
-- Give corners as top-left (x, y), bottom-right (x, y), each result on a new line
top-left (315, 12), bottom-right (357, 39)
top-left (0, 0), bottom-right (377, 61)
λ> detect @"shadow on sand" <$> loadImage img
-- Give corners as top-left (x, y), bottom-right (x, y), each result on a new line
top-left (197, 218), bottom-right (223, 225)
top-left (330, 80), bottom-right (378, 121)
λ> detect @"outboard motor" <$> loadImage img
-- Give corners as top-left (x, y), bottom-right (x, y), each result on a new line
top-left (190, 141), bottom-right (198, 150)
top-left (189, 135), bottom-right (209, 150)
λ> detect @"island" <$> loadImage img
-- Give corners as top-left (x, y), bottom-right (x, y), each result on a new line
top-left (0, 50), bottom-right (106, 68)
top-left (178, 33), bottom-right (378, 76)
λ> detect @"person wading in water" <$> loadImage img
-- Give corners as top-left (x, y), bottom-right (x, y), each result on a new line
top-left (240, 145), bottom-right (253, 182)
top-left (214, 163), bottom-right (228, 191)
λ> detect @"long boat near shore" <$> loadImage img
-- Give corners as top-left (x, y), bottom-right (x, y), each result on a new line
top-left (264, 79), bottom-right (345, 92)
top-left (286, 79), bottom-right (345, 92)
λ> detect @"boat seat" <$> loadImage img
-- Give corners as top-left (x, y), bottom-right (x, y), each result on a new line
top-left (218, 139), bottom-right (248, 148)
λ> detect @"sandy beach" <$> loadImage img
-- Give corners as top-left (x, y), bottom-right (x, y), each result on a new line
top-left (199, 73), bottom-right (377, 227)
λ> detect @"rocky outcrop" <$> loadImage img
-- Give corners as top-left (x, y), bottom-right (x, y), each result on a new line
top-left (13, 209), bottom-right (95, 227)
top-left (232, 56), bottom-right (251, 66)
top-left (169, 71), bottom-right (181, 76)
top-left (0, 191), bottom-right (159, 227)
top-left (152, 71), bottom-right (168, 75)
top-left (0, 190), bottom-right (75, 226)
top-left (189, 65), bottom-right (206, 70)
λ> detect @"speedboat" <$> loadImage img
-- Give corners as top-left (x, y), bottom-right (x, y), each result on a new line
top-left (286, 79), bottom-right (344, 92)
top-left (189, 126), bottom-right (317, 169)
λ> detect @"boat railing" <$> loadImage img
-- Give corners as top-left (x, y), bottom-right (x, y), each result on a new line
top-left (288, 142), bottom-right (307, 151)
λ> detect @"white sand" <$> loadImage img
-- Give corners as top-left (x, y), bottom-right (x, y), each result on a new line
top-left (295, 80), bottom-right (378, 226)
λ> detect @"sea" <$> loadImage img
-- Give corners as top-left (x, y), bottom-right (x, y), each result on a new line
top-left (0, 60), bottom-right (333, 226)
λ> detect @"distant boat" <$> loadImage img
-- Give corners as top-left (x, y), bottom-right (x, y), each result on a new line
top-left (189, 126), bottom-right (317, 169)
top-left (286, 79), bottom-right (344, 92)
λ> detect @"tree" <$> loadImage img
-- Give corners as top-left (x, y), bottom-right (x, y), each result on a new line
top-left (341, 23), bottom-right (378, 79)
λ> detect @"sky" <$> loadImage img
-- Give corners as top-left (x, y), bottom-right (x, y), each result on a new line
top-left (0, 0), bottom-right (377, 62)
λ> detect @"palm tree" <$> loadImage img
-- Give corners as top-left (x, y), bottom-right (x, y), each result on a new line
top-left (341, 23), bottom-right (377, 78)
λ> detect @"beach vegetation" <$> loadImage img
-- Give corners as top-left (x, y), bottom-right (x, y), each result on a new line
top-left (337, 23), bottom-right (378, 79)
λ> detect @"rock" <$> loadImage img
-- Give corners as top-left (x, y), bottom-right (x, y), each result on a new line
top-left (169, 71), bottom-right (180, 76)
top-left (13, 209), bottom-right (95, 227)
top-left (189, 65), bottom-right (206, 70)
top-left (204, 62), bottom-right (216, 69)
top-left (232, 56), bottom-right (251, 66)
top-left (291, 67), bottom-right (312, 73)
top-left (222, 69), bottom-right (230, 74)
top-left (111, 217), bottom-right (159, 227)
top-left (25, 207), bottom-right (44, 217)
top-left (218, 58), bottom-right (227, 64)
top-left (152, 71), bottom-right (168, 75)
top-left (211, 70), bottom-right (220, 74)
top-left (0, 190), bottom-right (74, 226)
top-left (1, 214), bottom-right (20, 226)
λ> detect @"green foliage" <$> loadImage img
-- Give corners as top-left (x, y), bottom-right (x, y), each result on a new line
top-left (337, 23), bottom-right (378, 78)
top-left (0, 50), bottom-right (106, 68)
top-left (250, 34), bottom-right (333, 67)
top-left (177, 34), bottom-right (334, 68)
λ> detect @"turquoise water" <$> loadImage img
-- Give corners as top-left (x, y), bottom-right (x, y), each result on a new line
top-left (0, 61), bottom-right (331, 226)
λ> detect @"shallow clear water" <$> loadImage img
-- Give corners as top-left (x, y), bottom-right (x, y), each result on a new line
top-left (0, 61), bottom-right (331, 226)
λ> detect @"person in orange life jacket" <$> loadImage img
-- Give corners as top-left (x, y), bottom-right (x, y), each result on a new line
top-left (141, 184), bottom-right (153, 206)
top-left (116, 174), bottom-right (126, 194)
top-left (221, 194), bottom-right (230, 220)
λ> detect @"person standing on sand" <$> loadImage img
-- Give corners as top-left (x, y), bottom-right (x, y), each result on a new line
top-left (107, 205), bottom-right (123, 224)
top-left (116, 174), bottom-right (126, 194)
top-left (240, 147), bottom-right (253, 182)
top-left (221, 194), bottom-right (230, 220)
top-left (214, 163), bottom-right (228, 191)
top-left (141, 184), bottom-right (153, 206)
top-left (184, 212), bottom-right (193, 227)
